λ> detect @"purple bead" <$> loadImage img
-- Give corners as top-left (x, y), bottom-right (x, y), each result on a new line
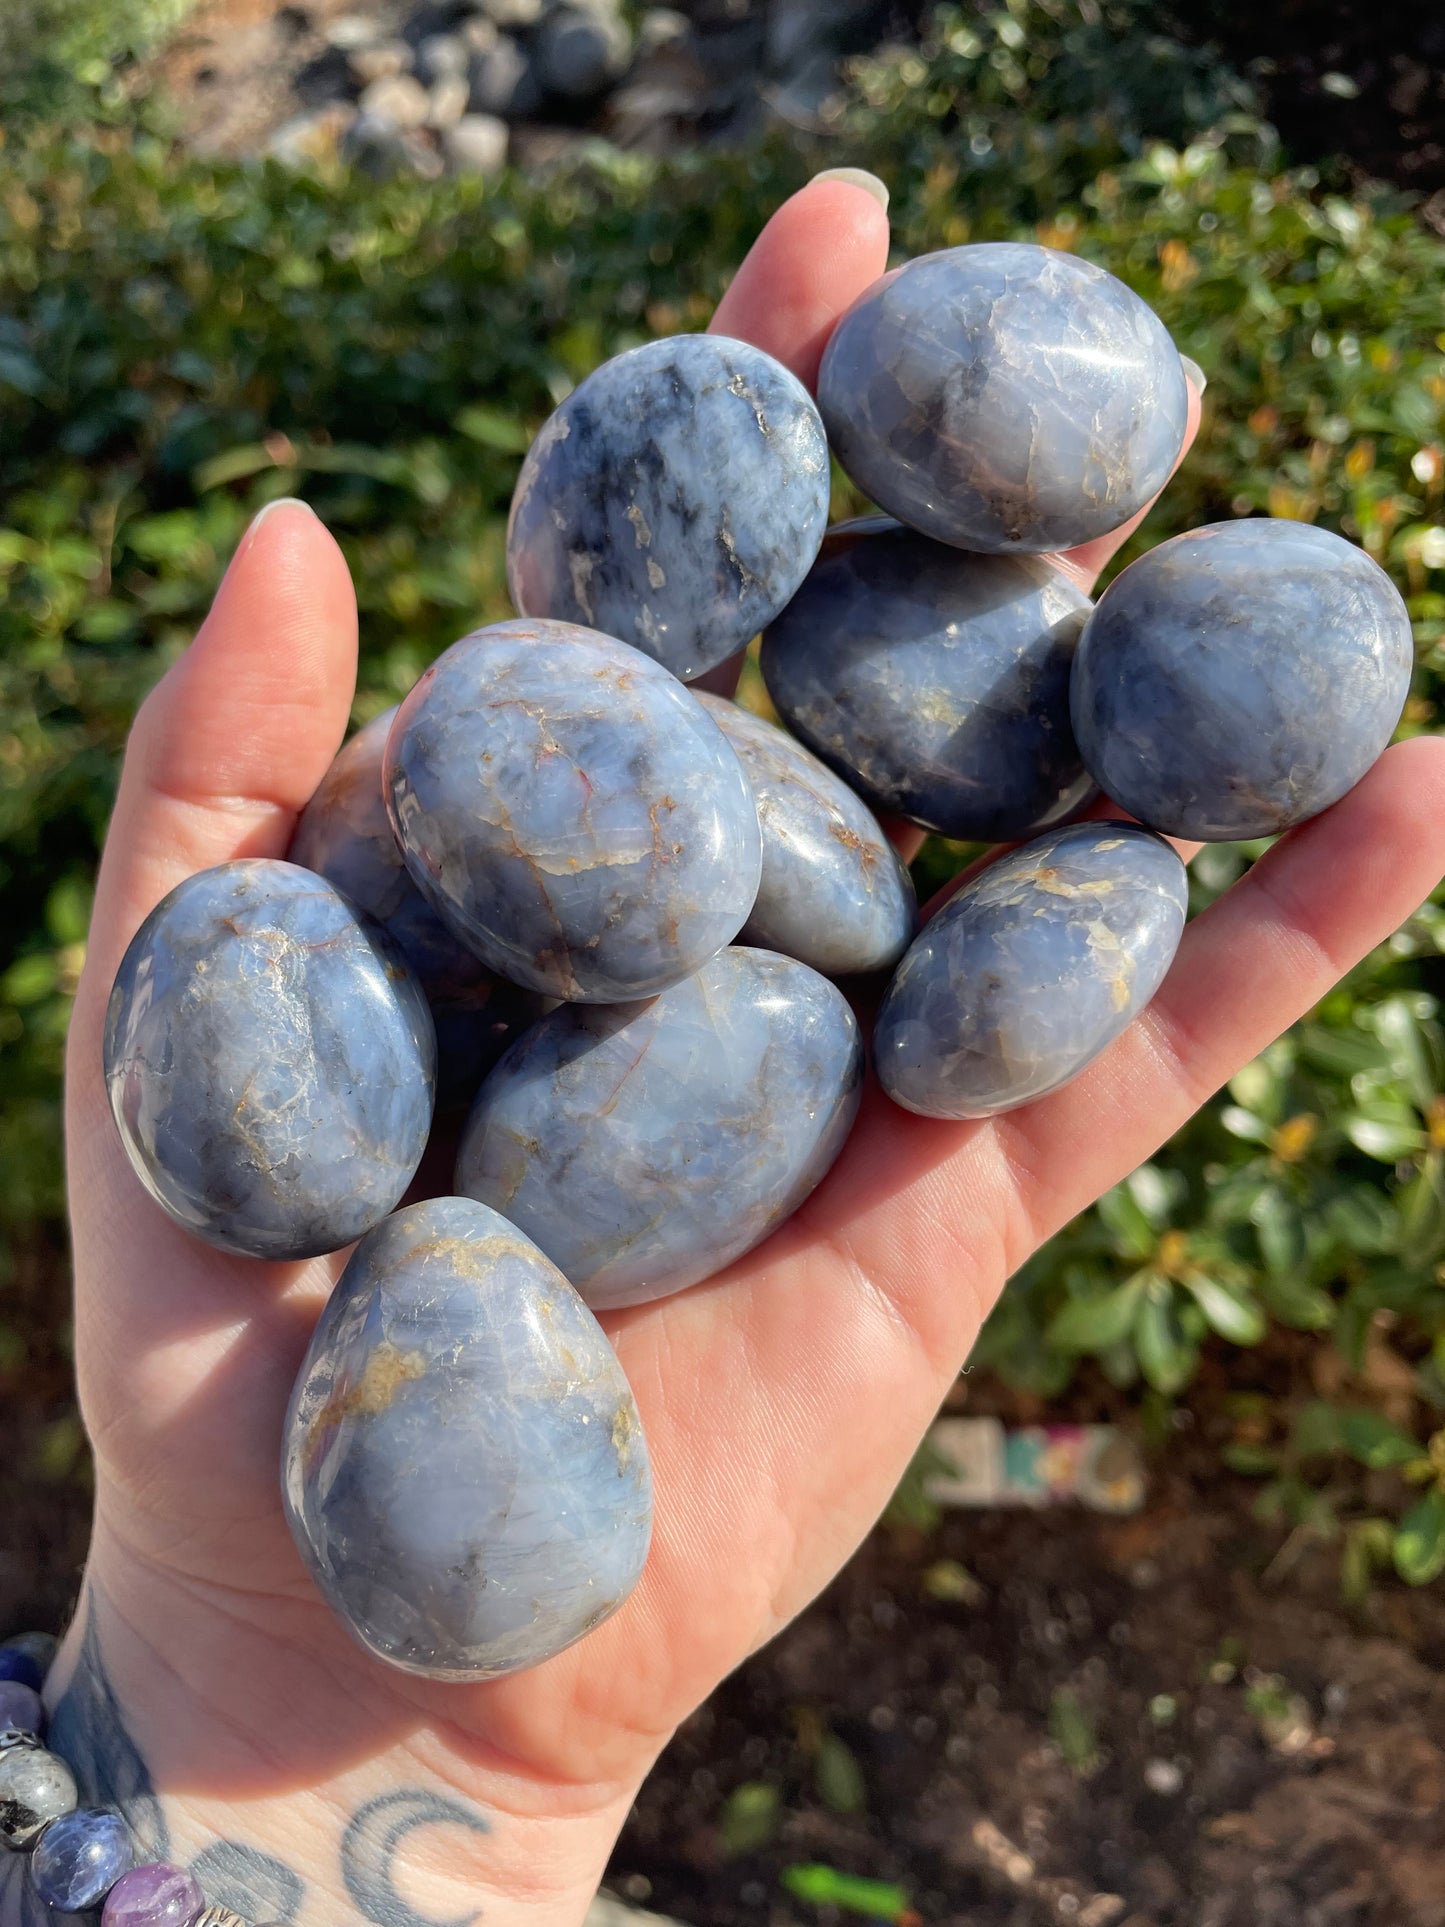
top-left (31, 1807), bottom-right (134, 1913)
top-left (0, 1680), bottom-right (43, 1735)
top-left (103, 1863), bottom-right (204, 1927)
top-left (0, 1647), bottom-right (44, 1692)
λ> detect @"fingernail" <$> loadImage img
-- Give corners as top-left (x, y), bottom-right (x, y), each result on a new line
top-left (248, 495), bottom-right (316, 535)
top-left (811, 167), bottom-right (890, 213)
top-left (1179, 354), bottom-right (1207, 396)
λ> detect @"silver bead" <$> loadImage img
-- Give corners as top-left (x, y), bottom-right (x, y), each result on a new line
top-left (194, 1907), bottom-right (251, 1927)
top-left (0, 1730), bottom-right (42, 1756)
top-left (0, 1743), bottom-right (78, 1849)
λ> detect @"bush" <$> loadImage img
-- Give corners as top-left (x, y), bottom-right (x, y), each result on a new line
top-left (0, 0), bottom-right (1442, 1581)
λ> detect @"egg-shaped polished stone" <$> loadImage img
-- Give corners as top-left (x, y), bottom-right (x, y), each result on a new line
top-left (104, 860), bottom-right (436, 1261)
top-left (1070, 519), bottom-right (1414, 841)
top-left (290, 707), bottom-right (539, 1103)
top-left (507, 334), bottom-right (831, 681)
top-left (385, 619), bottom-right (762, 1002)
top-left (455, 947), bottom-right (864, 1309)
top-left (818, 244), bottom-right (1189, 553)
top-left (875, 823), bottom-right (1188, 1119)
top-left (760, 517), bottom-right (1096, 840)
top-left (693, 692), bottom-right (916, 975)
top-left (282, 1196), bottom-right (652, 1679)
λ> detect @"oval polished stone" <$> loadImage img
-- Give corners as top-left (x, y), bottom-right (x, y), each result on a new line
top-left (455, 947), bottom-right (865, 1309)
top-left (290, 707), bottom-right (539, 1103)
top-left (760, 517), bottom-right (1096, 840)
top-left (282, 1196), bottom-right (652, 1679)
top-left (102, 1863), bottom-right (204, 1927)
top-left (1070, 519), bottom-right (1415, 841)
top-left (385, 619), bottom-right (762, 1001)
top-left (31, 1808), bottom-right (134, 1913)
top-left (818, 244), bottom-right (1189, 553)
top-left (0, 1743), bottom-right (77, 1849)
top-left (875, 823), bottom-right (1188, 1119)
top-left (105, 860), bottom-right (436, 1261)
top-left (507, 334), bottom-right (831, 681)
top-left (694, 692), bottom-right (916, 975)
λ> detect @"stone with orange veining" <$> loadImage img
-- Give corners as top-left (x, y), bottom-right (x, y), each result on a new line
top-left (455, 947), bottom-right (864, 1308)
top-left (874, 823), bottom-right (1188, 1119)
top-left (282, 1196), bottom-right (652, 1678)
top-left (384, 619), bottom-right (762, 1002)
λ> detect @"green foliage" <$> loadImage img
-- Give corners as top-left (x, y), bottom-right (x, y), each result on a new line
top-left (0, 0), bottom-right (1443, 1584)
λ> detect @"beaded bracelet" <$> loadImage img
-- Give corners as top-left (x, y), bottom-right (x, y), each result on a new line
top-left (0, 1634), bottom-right (263, 1927)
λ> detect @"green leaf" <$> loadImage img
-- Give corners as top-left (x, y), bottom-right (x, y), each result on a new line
top-left (1047, 1273), bottom-right (1146, 1353)
top-left (1257, 1269), bottom-right (1334, 1331)
top-left (781, 1866), bottom-right (911, 1922)
top-left (1220, 1104), bottom-right (1273, 1145)
top-left (1183, 1272), bottom-right (1266, 1346)
top-left (1135, 1287), bottom-right (1197, 1394)
top-left (1096, 1181), bottom-right (1158, 1258)
top-left (1251, 1187), bottom-right (1305, 1276)
top-left (455, 403), bottom-right (534, 453)
top-left (1048, 1688), bottom-right (1099, 1774)
top-left (1398, 1156), bottom-right (1445, 1267)
top-left (1344, 1105), bottom-right (1427, 1162)
top-left (814, 1732), bottom-right (866, 1815)
top-left (1222, 1443), bottom-right (1279, 1476)
top-left (717, 1781), bottom-right (780, 1856)
top-left (1340, 1410), bottom-right (1423, 1470)
top-left (1394, 1489), bottom-right (1445, 1586)
top-left (1372, 996), bottom-right (1442, 1112)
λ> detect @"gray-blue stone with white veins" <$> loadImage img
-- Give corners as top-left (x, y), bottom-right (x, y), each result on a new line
top-left (1070, 518), bottom-right (1415, 841)
top-left (760, 516), bottom-right (1096, 841)
top-left (818, 243), bottom-right (1189, 553)
top-left (874, 823), bottom-right (1188, 1119)
top-left (455, 947), bottom-right (865, 1309)
top-left (694, 691), bottom-right (917, 976)
top-left (506, 334), bottom-right (832, 681)
top-left (385, 618), bottom-right (762, 1002)
top-left (104, 859), bottom-right (436, 1260)
top-left (290, 707), bottom-right (539, 1103)
top-left (282, 1195), bottom-right (652, 1679)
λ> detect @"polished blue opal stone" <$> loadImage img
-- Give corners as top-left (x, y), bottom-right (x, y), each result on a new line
top-left (694, 693), bottom-right (916, 976)
top-left (30, 1808), bottom-right (134, 1913)
top-left (1070, 519), bottom-right (1415, 841)
top-left (818, 244), bottom-right (1189, 553)
top-left (282, 1196), bottom-right (652, 1679)
top-left (104, 860), bottom-right (436, 1261)
top-left (385, 619), bottom-right (762, 1002)
top-left (507, 334), bottom-right (831, 681)
top-left (455, 947), bottom-right (865, 1309)
top-left (0, 1647), bottom-right (43, 1692)
top-left (290, 707), bottom-right (538, 1104)
top-left (875, 824), bottom-right (1188, 1119)
top-left (760, 517), bottom-right (1096, 840)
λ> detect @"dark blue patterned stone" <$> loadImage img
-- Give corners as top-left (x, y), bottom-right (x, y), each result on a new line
top-left (818, 244), bottom-right (1189, 553)
top-left (30, 1808), bottom-right (134, 1914)
top-left (875, 823), bottom-right (1188, 1119)
top-left (0, 1648), bottom-right (43, 1693)
top-left (507, 334), bottom-right (831, 681)
top-left (760, 517), bottom-right (1096, 840)
top-left (1070, 519), bottom-right (1415, 841)
top-left (283, 1196), bottom-right (652, 1679)
top-left (385, 619), bottom-right (762, 1002)
top-left (104, 860), bottom-right (436, 1261)
top-left (290, 708), bottom-right (539, 1104)
top-left (455, 947), bottom-right (864, 1309)
top-left (694, 692), bottom-right (916, 976)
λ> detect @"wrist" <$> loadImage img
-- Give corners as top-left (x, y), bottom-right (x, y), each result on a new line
top-left (12, 1556), bottom-right (648, 1927)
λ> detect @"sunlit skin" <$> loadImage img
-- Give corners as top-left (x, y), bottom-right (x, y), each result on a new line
top-left (42, 176), bottom-right (1445, 1927)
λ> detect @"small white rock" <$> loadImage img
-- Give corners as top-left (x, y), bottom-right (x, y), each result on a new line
top-left (350, 40), bottom-right (415, 84)
top-left (428, 75), bottom-right (471, 127)
top-left (444, 113), bottom-right (509, 175)
top-left (358, 73), bottom-right (433, 129)
top-left (1143, 1758), bottom-right (1184, 1796)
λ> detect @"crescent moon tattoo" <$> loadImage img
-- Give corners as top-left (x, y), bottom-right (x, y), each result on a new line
top-left (340, 1788), bottom-right (493, 1927)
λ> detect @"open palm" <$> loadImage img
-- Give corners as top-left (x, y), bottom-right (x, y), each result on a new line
top-left (50, 177), bottom-right (1445, 1927)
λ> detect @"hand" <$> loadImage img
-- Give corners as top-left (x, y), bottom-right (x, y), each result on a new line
top-left (28, 176), bottom-right (1445, 1927)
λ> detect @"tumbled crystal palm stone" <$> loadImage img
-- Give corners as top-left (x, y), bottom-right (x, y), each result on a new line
top-left (507, 334), bottom-right (831, 681)
top-left (818, 244), bottom-right (1189, 553)
top-left (874, 823), bottom-right (1188, 1119)
top-left (104, 860), bottom-right (436, 1260)
top-left (760, 517), bottom-right (1096, 841)
top-left (455, 947), bottom-right (864, 1308)
top-left (694, 692), bottom-right (916, 976)
top-left (385, 619), bottom-right (762, 1002)
top-left (1070, 519), bottom-right (1414, 840)
top-left (283, 1196), bottom-right (652, 1679)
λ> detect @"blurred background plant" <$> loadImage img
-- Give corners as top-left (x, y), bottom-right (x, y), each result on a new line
top-left (0, 0), bottom-right (1443, 1613)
